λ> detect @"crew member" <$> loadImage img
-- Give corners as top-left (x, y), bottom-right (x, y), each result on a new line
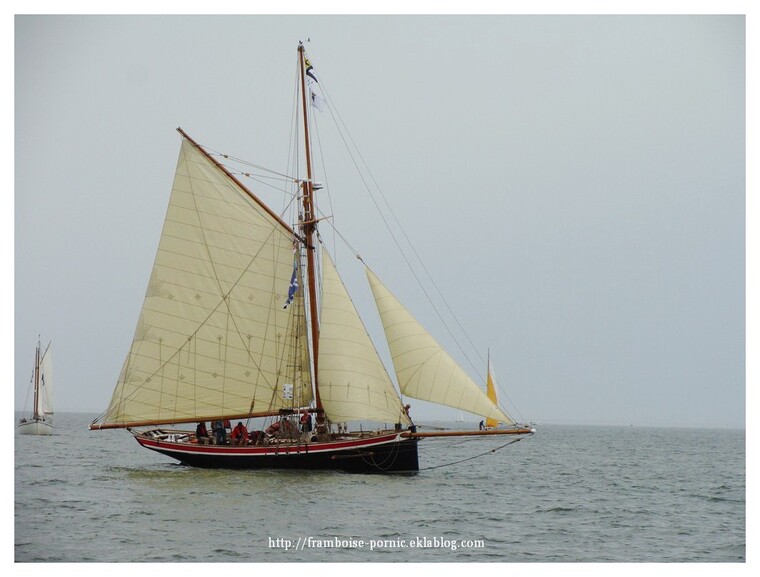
top-left (230, 421), bottom-right (249, 446)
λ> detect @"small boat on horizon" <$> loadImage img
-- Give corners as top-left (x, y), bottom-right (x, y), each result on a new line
top-left (19, 339), bottom-right (54, 436)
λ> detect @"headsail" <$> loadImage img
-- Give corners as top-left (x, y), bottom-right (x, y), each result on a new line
top-left (318, 249), bottom-right (410, 425)
top-left (485, 356), bottom-right (500, 428)
top-left (94, 135), bottom-right (312, 428)
top-left (367, 269), bottom-right (513, 424)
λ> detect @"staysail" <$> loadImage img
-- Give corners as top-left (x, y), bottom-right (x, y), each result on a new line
top-left (367, 269), bottom-right (513, 424)
top-left (95, 135), bottom-right (312, 428)
top-left (318, 249), bottom-right (410, 425)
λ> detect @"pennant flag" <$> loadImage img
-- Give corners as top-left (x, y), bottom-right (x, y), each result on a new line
top-left (305, 58), bottom-right (326, 112)
top-left (283, 262), bottom-right (299, 309)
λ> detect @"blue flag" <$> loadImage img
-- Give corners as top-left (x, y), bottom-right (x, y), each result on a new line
top-left (283, 263), bottom-right (299, 309)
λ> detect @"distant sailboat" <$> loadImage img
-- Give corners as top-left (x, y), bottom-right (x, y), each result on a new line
top-left (19, 340), bottom-right (53, 435)
top-left (89, 43), bottom-right (534, 472)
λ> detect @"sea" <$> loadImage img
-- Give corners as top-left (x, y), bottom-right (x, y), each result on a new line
top-left (13, 412), bottom-right (745, 564)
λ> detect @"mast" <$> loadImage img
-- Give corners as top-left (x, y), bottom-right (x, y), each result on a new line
top-left (298, 42), bottom-right (325, 426)
top-left (33, 340), bottom-right (40, 419)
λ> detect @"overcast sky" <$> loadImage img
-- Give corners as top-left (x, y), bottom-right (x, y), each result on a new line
top-left (11, 12), bottom-right (747, 429)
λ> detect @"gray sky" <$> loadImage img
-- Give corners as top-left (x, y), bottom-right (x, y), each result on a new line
top-left (12, 14), bottom-right (746, 429)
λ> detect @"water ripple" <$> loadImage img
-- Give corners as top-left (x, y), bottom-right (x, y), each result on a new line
top-left (14, 416), bottom-right (745, 562)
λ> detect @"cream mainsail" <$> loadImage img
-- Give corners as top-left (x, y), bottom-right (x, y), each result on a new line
top-left (318, 250), bottom-right (410, 425)
top-left (99, 137), bottom-right (312, 427)
top-left (367, 269), bottom-right (513, 424)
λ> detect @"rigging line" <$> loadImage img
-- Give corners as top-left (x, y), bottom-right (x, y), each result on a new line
top-left (419, 434), bottom-right (530, 472)
top-left (288, 55), bottom-right (303, 221)
top-left (221, 167), bottom-right (295, 184)
top-left (22, 369), bottom-right (34, 415)
top-left (203, 149), bottom-right (299, 184)
top-left (489, 369), bottom-right (526, 425)
top-left (225, 173), bottom-right (296, 202)
top-left (311, 209), bottom-right (363, 265)
top-left (315, 67), bottom-right (489, 388)
top-left (231, 171), bottom-right (297, 186)
top-left (310, 107), bottom-right (338, 265)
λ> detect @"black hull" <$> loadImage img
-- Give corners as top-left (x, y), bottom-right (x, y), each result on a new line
top-left (135, 432), bottom-right (419, 473)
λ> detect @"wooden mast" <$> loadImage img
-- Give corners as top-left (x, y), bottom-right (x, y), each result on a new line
top-left (297, 43), bottom-right (325, 427)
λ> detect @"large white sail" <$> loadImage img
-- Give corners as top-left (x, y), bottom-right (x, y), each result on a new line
top-left (38, 344), bottom-right (53, 416)
top-left (318, 250), bottom-right (410, 425)
top-left (98, 137), bottom-right (312, 427)
top-left (367, 269), bottom-right (513, 424)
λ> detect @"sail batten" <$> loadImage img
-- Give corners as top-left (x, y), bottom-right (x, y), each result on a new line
top-left (367, 269), bottom-right (513, 424)
top-left (95, 136), bottom-right (312, 428)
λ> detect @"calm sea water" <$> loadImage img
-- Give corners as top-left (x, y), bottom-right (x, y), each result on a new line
top-left (14, 413), bottom-right (744, 562)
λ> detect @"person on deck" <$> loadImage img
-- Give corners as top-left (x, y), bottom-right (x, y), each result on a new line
top-left (196, 422), bottom-right (211, 444)
top-left (301, 411), bottom-right (312, 434)
top-left (212, 420), bottom-right (227, 444)
top-left (230, 422), bottom-right (249, 446)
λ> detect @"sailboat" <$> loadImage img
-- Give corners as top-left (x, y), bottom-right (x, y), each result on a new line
top-left (19, 340), bottom-right (54, 435)
top-left (89, 43), bottom-right (534, 472)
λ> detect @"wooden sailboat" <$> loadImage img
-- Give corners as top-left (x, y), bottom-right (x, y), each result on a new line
top-left (19, 340), bottom-right (54, 435)
top-left (89, 44), bottom-right (533, 472)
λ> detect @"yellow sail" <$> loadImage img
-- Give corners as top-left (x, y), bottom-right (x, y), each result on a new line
top-left (96, 135), bottom-right (312, 428)
top-left (485, 357), bottom-right (499, 428)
